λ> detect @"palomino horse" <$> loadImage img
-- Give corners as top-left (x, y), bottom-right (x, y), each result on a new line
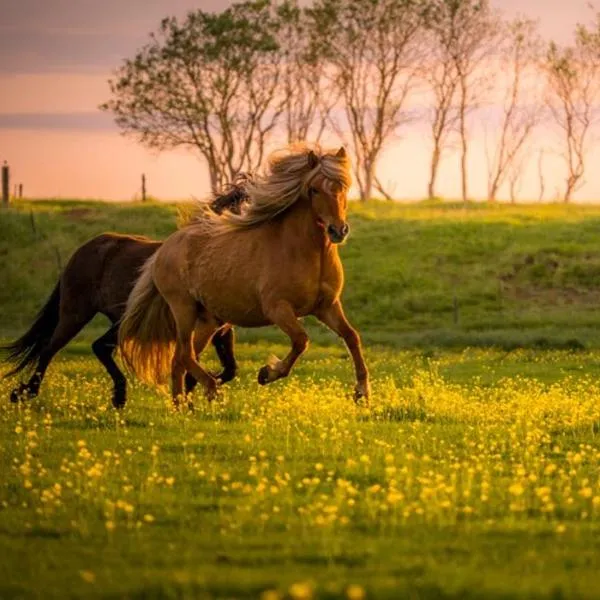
top-left (2, 183), bottom-right (249, 408)
top-left (119, 144), bottom-right (370, 406)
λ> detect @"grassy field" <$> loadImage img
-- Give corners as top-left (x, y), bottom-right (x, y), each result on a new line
top-left (3, 199), bottom-right (600, 347)
top-left (2, 200), bottom-right (600, 598)
top-left (2, 346), bottom-right (600, 598)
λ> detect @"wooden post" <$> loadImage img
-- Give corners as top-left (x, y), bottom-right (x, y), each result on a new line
top-left (29, 209), bottom-right (37, 235)
top-left (18, 183), bottom-right (23, 199)
top-left (141, 173), bottom-right (147, 202)
top-left (453, 295), bottom-right (459, 326)
top-left (1, 161), bottom-right (9, 208)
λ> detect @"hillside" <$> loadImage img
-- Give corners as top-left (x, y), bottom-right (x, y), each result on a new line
top-left (3, 199), bottom-right (600, 349)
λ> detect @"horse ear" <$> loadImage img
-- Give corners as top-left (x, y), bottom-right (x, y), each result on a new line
top-left (336, 146), bottom-right (347, 158)
top-left (308, 150), bottom-right (319, 169)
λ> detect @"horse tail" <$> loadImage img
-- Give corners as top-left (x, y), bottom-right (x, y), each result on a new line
top-left (118, 253), bottom-right (176, 385)
top-left (1, 282), bottom-right (60, 378)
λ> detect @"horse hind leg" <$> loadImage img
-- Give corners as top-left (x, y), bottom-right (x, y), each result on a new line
top-left (14, 311), bottom-right (93, 402)
top-left (169, 299), bottom-right (218, 408)
top-left (184, 325), bottom-right (236, 395)
top-left (92, 323), bottom-right (127, 409)
top-left (258, 300), bottom-right (309, 386)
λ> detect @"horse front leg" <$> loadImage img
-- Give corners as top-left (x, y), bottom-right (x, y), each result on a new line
top-left (314, 301), bottom-right (370, 403)
top-left (92, 323), bottom-right (127, 409)
top-left (258, 301), bottom-right (309, 385)
top-left (211, 326), bottom-right (237, 384)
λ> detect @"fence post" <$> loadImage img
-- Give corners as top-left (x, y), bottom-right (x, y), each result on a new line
top-left (1, 161), bottom-right (9, 208)
top-left (18, 183), bottom-right (23, 199)
top-left (453, 294), bottom-right (459, 326)
top-left (141, 173), bottom-right (147, 202)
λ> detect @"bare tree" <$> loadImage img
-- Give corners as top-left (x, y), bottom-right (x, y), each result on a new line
top-left (544, 22), bottom-right (600, 202)
top-left (422, 5), bottom-right (460, 199)
top-left (537, 148), bottom-right (546, 202)
top-left (484, 18), bottom-right (543, 202)
top-left (426, 0), bottom-right (500, 202)
top-left (102, 1), bottom-right (284, 193)
top-left (277, 0), bottom-right (339, 144)
top-left (308, 0), bottom-right (427, 201)
top-left (507, 155), bottom-right (527, 203)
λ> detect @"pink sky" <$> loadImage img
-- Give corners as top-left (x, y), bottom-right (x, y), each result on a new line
top-left (1, 0), bottom-right (599, 201)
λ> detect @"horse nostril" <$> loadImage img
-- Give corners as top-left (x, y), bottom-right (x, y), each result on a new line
top-left (327, 225), bottom-right (336, 236)
top-left (341, 224), bottom-right (349, 236)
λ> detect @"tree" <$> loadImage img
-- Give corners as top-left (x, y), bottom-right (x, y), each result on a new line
top-left (537, 148), bottom-right (546, 202)
top-left (101, 0), bottom-right (284, 193)
top-left (425, 0), bottom-right (500, 202)
top-left (422, 4), bottom-right (460, 199)
top-left (507, 153), bottom-right (526, 203)
top-left (544, 21), bottom-right (600, 202)
top-left (276, 0), bottom-right (338, 144)
top-left (308, 0), bottom-right (427, 201)
top-left (484, 18), bottom-right (543, 202)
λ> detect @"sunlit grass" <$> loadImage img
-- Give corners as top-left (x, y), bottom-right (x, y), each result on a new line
top-left (1, 345), bottom-right (600, 598)
top-left (5, 200), bottom-right (600, 349)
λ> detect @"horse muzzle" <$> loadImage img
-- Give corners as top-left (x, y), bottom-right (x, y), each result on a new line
top-left (327, 223), bottom-right (349, 244)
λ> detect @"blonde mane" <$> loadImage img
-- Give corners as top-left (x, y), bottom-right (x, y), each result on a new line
top-left (189, 143), bottom-right (352, 232)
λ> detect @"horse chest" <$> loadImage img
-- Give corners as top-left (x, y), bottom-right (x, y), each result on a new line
top-left (316, 255), bottom-right (344, 306)
top-left (288, 252), bottom-right (343, 315)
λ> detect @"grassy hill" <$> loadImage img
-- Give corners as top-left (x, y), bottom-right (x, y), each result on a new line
top-left (3, 199), bottom-right (600, 349)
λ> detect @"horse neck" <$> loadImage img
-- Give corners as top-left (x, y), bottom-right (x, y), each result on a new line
top-left (279, 196), bottom-right (334, 258)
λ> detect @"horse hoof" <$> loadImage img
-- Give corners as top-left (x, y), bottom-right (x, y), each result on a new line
top-left (203, 379), bottom-right (219, 402)
top-left (258, 366), bottom-right (270, 385)
top-left (10, 384), bottom-right (31, 403)
top-left (353, 382), bottom-right (370, 405)
top-left (112, 396), bottom-right (127, 410)
top-left (214, 369), bottom-right (236, 385)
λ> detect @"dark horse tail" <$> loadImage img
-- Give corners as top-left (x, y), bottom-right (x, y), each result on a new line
top-left (1, 282), bottom-right (60, 377)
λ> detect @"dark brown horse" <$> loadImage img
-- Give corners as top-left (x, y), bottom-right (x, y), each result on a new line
top-left (1, 184), bottom-right (249, 408)
top-left (119, 144), bottom-right (370, 407)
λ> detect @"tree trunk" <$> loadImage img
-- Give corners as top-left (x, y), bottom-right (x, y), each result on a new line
top-left (488, 176), bottom-right (500, 203)
top-left (564, 176), bottom-right (577, 203)
top-left (537, 150), bottom-right (545, 202)
top-left (458, 80), bottom-right (469, 203)
top-left (208, 166), bottom-right (220, 196)
top-left (428, 145), bottom-right (441, 199)
top-left (459, 112), bottom-right (469, 202)
top-left (361, 161), bottom-right (375, 202)
top-left (460, 130), bottom-right (468, 202)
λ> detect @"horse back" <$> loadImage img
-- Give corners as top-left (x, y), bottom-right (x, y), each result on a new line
top-left (61, 232), bottom-right (162, 322)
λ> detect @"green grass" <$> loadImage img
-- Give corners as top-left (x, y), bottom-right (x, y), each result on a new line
top-left (3, 200), bottom-right (600, 598)
top-left (1, 345), bottom-right (600, 599)
top-left (3, 199), bottom-right (600, 348)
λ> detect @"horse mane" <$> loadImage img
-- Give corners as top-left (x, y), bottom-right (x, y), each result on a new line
top-left (179, 173), bottom-right (253, 228)
top-left (210, 172), bottom-right (254, 215)
top-left (188, 143), bottom-right (352, 232)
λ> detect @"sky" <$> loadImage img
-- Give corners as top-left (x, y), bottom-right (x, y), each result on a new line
top-left (0, 0), bottom-right (599, 201)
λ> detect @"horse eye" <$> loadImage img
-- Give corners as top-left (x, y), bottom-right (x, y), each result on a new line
top-left (308, 187), bottom-right (317, 198)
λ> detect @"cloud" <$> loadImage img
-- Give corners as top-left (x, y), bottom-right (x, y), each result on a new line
top-left (1, 0), bottom-right (582, 76)
top-left (0, 0), bottom-right (231, 74)
top-left (0, 112), bottom-right (116, 132)
top-left (0, 29), bottom-right (143, 74)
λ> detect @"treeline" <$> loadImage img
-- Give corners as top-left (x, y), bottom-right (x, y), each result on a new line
top-left (102, 0), bottom-right (600, 202)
